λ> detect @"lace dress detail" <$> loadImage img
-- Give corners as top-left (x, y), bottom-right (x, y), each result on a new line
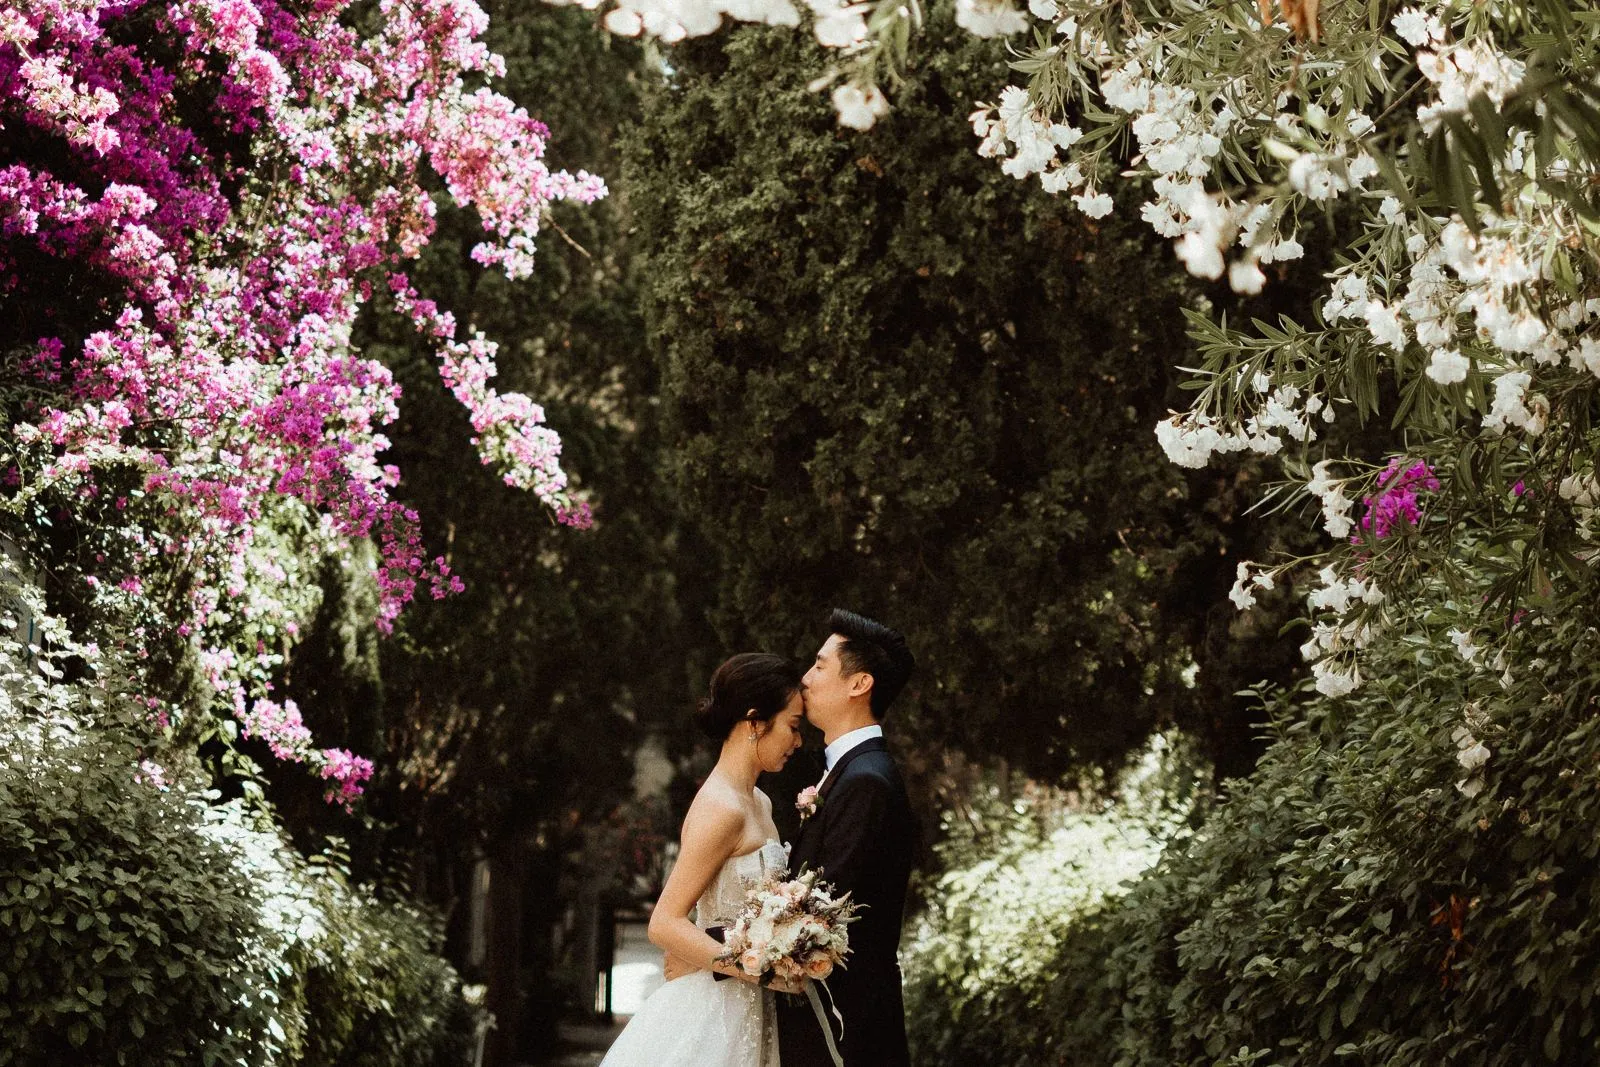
top-left (599, 840), bottom-right (788, 1067)
top-left (696, 839), bottom-right (790, 929)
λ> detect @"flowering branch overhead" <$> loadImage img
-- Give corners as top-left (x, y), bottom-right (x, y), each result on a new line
top-left (2, 0), bottom-right (603, 800)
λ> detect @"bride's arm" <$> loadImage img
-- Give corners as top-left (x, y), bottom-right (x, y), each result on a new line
top-left (646, 800), bottom-right (756, 982)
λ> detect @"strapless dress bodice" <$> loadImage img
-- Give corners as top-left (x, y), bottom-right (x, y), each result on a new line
top-left (695, 839), bottom-right (790, 929)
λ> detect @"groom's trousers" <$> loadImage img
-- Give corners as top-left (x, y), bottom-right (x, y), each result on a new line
top-left (775, 959), bottom-right (911, 1067)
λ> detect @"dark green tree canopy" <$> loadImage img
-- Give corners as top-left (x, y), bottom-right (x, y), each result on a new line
top-left (627, 16), bottom-right (1299, 778)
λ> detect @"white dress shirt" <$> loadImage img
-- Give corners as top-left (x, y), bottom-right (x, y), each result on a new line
top-left (822, 723), bottom-right (884, 776)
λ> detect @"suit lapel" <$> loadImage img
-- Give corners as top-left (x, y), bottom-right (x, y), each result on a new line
top-left (817, 735), bottom-right (887, 803)
top-left (792, 737), bottom-right (889, 867)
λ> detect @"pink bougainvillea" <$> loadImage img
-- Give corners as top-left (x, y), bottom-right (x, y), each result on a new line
top-left (1357, 458), bottom-right (1442, 542)
top-left (319, 748), bottom-right (376, 809)
top-left (2, 0), bottom-right (602, 801)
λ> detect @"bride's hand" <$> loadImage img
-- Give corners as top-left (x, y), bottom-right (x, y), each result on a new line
top-left (662, 953), bottom-right (697, 982)
top-left (766, 974), bottom-right (807, 996)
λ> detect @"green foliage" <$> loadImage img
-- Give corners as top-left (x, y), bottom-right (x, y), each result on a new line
top-left (0, 718), bottom-right (484, 1067)
top-left (0, 726), bottom-right (278, 1066)
top-left (347, 2), bottom-right (676, 855)
top-left (297, 882), bottom-right (484, 1067)
top-left (0, 575), bottom-right (481, 1067)
top-left (903, 735), bottom-right (1205, 1065)
top-left (625, 13), bottom-right (1306, 779)
top-left (908, 557), bottom-right (1600, 1066)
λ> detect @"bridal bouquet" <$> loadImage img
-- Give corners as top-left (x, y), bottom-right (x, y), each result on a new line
top-left (716, 867), bottom-right (859, 986)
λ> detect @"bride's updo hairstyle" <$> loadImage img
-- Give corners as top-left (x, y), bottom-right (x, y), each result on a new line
top-left (695, 653), bottom-right (804, 741)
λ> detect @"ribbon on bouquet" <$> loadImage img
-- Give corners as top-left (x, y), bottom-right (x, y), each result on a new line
top-left (804, 980), bottom-right (846, 1067)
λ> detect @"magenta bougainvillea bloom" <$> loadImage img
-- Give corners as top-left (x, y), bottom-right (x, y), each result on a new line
top-left (319, 748), bottom-right (377, 810)
top-left (2, 0), bottom-right (603, 802)
top-left (1356, 457), bottom-right (1441, 542)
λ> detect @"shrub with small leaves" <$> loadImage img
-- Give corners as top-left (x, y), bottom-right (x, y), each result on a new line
top-left (902, 734), bottom-right (1205, 1066)
top-left (296, 881), bottom-right (484, 1067)
top-left (908, 554), bottom-right (1600, 1066)
top-left (0, 726), bottom-right (281, 1065)
top-left (0, 577), bottom-right (482, 1065)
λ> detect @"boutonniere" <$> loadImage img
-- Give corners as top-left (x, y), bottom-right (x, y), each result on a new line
top-left (796, 785), bottom-right (821, 823)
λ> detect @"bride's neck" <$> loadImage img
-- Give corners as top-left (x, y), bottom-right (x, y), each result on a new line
top-left (713, 739), bottom-right (761, 793)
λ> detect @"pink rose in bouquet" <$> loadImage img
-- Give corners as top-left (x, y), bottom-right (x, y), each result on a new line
top-left (803, 953), bottom-right (835, 980)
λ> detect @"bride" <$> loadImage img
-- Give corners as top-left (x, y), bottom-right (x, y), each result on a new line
top-left (599, 652), bottom-right (808, 1067)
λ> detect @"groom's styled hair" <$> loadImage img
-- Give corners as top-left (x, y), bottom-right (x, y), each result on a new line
top-left (829, 608), bottom-right (915, 721)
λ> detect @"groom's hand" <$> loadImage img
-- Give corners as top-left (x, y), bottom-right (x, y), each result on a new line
top-left (662, 953), bottom-right (697, 982)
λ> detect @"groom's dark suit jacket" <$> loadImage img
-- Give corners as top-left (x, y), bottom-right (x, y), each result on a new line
top-left (777, 735), bottom-right (915, 1067)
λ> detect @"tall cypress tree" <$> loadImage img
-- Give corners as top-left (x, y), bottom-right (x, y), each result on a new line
top-left (626, 15), bottom-right (1303, 782)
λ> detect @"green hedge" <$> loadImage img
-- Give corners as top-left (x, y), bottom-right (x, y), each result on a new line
top-left (297, 884), bottom-right (483, 1067)
top-left (0, 726), bottom-right (280, 1065)
top-left (903, 737), bottom-right (1202, 1066)
top-left (908, 606), bottom-right (1600, 1065)
top-left (0, 718), bottom-right (483, 1065)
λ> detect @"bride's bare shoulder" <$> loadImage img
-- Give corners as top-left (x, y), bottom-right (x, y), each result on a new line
top-left (681, 777), bottom-right (745, 844)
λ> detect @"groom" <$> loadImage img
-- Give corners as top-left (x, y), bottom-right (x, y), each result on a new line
top-left (779, 608), bottom-right (917, 1067)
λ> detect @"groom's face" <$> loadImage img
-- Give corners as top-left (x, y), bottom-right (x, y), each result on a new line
top-left (802, 634), bottom-right (851, 728)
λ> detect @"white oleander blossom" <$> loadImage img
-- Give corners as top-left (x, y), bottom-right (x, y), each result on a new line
top-left (1363, 300), bottom-right (1407, 352)
top-left (1166, 184), bottom-right (1254, 281)
top-left (1559, 469), bottom-right (1600, 544)
top-left (955, 0), bottom-right (1029, 37)
top-left (1228, 257), bottom-right (1266, 295)
top-left (1322, 271), bottom-right (1374, 324)
top-left (1425, 348), bottom-right (1469, 384)
top-left (586, 0), bottom-right (811, 43)
top-left (723, 0), bottom-right (803, 23)
top-left (1154, 382), bottom-right (1324, 470)
top-left (1312, 658), bottom-right (1360, 697)
top-left (1448, 627), bottom-right (1480, 664)
top-left (1175, 230), bottom-right (1225, 279)
top-left (1390, 6), bottom-right (1446, 49)
top-left (1073, 189), bottom-right (1114, 217)
top-left (602, 6), bottom-right (644, 33)
top-left (1287, 153), bottom-right (1349, 201)
top-left (832, 81), bottom-right (889, 130)
top-left (1482, 370), bottom-right (1548, 436)
top-left (1235, 202), bottom-right (1306, 273)
top-left (1124, 78), bottom-right (1226, 181)
top-left (1227, 560), bottom-right (1274, 611)
top-left (1560, 471), bottom-right (1599, 509)
top-left (1298, 563), bottom-right (1386, 697)
top-left (1307, 460), bottom-right (1355, 540)
top-left (1306, 563), bottom-right (1384, 615)
top-left (970, 29), bottom-right (1252, 237)
top-left (1456, 735), bottom-right (1491, 773)
top-left (1155, 413), bottom-right (1230, 469)
top-left (971, 86), bottom-right (1085, 191)
top-left (1414, 38), bottom-right (1525, 134)
top-left (1452, 723), bottom-right (1492, 796)
top-left (1571, 334), bottom-right (1600, 380)
top-left (806, 0), bottom-right (867, 47)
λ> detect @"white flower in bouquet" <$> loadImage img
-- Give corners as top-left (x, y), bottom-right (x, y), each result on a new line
top-left (747, 912), bottom-right (775, 950)
top-left (770, 915), bottom-right (802, 957)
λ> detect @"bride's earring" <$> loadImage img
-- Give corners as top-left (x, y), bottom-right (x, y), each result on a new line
top-left (748, 725), bottom-right (758, 745)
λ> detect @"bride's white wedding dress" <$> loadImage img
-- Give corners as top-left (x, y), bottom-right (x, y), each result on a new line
top-left (599, 839), bottom-right (788, 1067)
